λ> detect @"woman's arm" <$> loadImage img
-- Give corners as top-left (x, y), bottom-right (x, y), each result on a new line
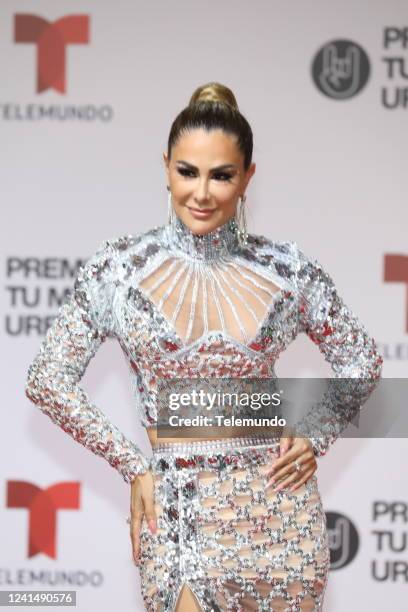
top-left (25, 239), bottom-right (151, 483)
top-left (293, 242), bottom-right (384, 457)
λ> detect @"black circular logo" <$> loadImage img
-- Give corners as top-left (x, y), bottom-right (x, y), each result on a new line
top-left (326, 511), bottom-right (359, 569)
top-left (312, 39), bottom-right (370, 99)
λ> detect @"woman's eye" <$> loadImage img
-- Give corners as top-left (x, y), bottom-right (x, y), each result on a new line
top-left (212, 172), bottom-right (233, 182)
top-left (177, 168), bottom-right (196, 178)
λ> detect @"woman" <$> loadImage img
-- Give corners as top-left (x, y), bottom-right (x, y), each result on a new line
top-left (25, 82), bottom-right (383, 611)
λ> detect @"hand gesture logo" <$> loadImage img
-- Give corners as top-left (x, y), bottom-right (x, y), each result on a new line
top-left (312, 39), bottom-right (370, 100)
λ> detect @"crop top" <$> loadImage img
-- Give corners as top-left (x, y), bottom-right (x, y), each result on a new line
top-left (24, 214), bottom-right (383, 484)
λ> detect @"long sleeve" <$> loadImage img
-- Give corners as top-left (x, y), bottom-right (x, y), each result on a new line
top-left (293, 242), bottom-right (383, 457)
top-left (24, 239), bottom-right (151, 483)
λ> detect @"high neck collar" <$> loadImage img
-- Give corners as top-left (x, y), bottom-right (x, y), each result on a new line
top-left (164, 214), bottom-right (241, 261)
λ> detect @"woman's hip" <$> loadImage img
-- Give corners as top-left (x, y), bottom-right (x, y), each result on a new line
top-left (139, 434), bottom-right (330, 609)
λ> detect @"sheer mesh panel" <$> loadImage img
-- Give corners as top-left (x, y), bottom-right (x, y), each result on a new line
top-left (196, 461), bottom-right (327, 611)
top-left (139, 257), bottom-right (283, 346)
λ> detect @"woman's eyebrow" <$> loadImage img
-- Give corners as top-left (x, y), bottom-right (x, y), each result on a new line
top-left (175, 160), bottom-right (237, 171)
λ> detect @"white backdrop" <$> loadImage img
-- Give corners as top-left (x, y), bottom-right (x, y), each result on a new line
top-left (1, 0), bottom-right (407, 610)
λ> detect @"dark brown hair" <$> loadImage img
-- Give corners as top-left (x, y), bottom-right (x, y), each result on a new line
top-left (167, 82), bottom-right (253, 170)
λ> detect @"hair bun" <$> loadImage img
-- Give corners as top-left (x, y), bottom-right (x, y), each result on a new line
top-left (189, 82), bottom-right (239, 110)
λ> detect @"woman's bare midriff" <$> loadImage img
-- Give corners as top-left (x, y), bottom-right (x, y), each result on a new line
top-left (147, 426), bottom-right (281, 448)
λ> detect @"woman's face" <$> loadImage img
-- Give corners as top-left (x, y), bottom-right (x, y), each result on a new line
top-left (164, 128), bottom-right (256, 235)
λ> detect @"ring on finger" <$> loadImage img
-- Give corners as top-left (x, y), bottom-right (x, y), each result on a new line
top-left (293, 460), bottom-right (302, 474)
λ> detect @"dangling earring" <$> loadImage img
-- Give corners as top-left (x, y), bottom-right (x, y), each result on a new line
top-left (236, 194), bottom-right (248, 246)
top-left (167, 186), bottom-right (176, 225)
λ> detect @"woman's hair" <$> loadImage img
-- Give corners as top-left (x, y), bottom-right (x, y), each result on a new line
top-left (167, 82), bottom-right (253, 170)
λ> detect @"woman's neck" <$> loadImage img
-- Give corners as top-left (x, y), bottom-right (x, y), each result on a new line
top-left (164, 213), bottom-right (241, 261)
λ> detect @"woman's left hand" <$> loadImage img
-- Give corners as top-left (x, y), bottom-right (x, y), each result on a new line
top-left (266, 432), bottom-right (317, 492)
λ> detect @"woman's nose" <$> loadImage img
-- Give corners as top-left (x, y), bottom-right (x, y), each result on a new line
top-left (194, 179), bottom-right (210, 204)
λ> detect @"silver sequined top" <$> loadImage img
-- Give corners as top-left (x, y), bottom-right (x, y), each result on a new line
top-left (25, 214), bottom-right (383, 483)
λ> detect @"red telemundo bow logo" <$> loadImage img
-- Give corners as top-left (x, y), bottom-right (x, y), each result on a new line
top-left (7, 481), bottom-right (80, 558)
top-left (14, 14), bottom-right (89, 93)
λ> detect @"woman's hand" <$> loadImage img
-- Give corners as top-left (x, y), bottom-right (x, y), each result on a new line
top-left (129, 470), bottom-right (157, 566)
top-left (266, 430), bottom-right (317, 492)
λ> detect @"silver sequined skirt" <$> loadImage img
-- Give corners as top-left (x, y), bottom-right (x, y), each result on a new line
top-left (139, 435), bottom-right (330, 612)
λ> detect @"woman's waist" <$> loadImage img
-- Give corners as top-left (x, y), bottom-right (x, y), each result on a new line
top-left (147, 425), bottom-right (283, 450)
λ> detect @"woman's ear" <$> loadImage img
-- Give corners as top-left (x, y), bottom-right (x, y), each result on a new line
top-left (163, 152), bottom-right (170, 184)
top-left (244, 162), bottom-right (256, 190)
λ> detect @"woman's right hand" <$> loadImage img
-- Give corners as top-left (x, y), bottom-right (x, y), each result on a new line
top-left (129, 470), bottom-right (157, 566)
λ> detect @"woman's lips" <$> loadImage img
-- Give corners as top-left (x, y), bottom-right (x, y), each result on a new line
top-left (187, 207), bottom-right (216, 219)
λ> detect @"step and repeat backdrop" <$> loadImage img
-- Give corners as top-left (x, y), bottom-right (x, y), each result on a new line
top-left (1, 0), bottom-right (407, 610)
